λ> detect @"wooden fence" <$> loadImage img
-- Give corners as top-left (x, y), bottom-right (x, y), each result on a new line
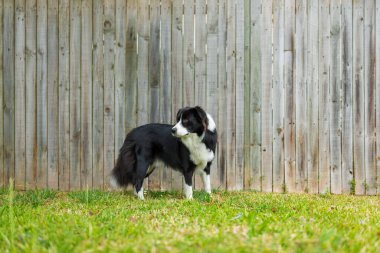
top-left (0, 0), bottom-right (379, 194)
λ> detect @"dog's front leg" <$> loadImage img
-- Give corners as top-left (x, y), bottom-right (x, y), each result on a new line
top-left (134, 186), bottom-right (145, 200)
top-left (184, 184), bottom-right (193, 199)
top-left (183, 171), bottom-right (194, 199)
top-left (201, 171), bottom-right (211, 194)
top-left (201, 162), bottom-right (212, 194)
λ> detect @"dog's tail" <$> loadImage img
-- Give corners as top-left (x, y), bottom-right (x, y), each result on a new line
top-left (110, 141), bottom-right (136, 188)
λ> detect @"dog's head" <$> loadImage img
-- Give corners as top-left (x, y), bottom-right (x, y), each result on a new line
top-left (172, 106), bottom-right (209, 138)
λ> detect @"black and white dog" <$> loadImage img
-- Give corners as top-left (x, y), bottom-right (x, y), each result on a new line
top-left (110, 106), bottom-right (217, 200)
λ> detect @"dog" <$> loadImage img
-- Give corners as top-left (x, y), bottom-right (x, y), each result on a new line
top-left (110, 106), bottom-right (217, 200)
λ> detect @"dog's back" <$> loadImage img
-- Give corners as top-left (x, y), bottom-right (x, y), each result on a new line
top-left (110, 124), bottom-right (191, 188)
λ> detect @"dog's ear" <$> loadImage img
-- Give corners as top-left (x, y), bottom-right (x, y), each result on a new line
top-left (193, 106), bottom-right (209, 130)
top-left (176, 107), bottom-right (190, 122)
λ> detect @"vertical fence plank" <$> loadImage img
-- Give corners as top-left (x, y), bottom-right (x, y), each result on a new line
top-left (171, 0), bottom-right (184, 191)
top-left (330, 0), bottom-right (343, 195)
top-left (329, 0), bottom-right (342, 194)
top-left (15, 0), bottom-right (26, 190)
top-left (36, 0), bottom-right (48, 188)
top-left (318, 0), bottom-right (330, 193)
top-left (149, 0), bottom-right (160, 124)
top-left (353, 0), bottom-right (365, 194)
top-left (183, 0), bottom-right (195, 108)
top-left (137, 0), bottom-right (149, 190)
top-left (69, 0), bottom-right (81, 189)
top-left (341, 0), bottom-right (353, 194)
top-left (25, 0), bottom-right (37, 190)
top-left (137, 0), bottom-right (149, 126)
top-left (295, 0), bottom-right (307, 192)
top-left (58, 0), bottom-right (70, 191)
top-left (160, 0), bottom-right (172, 190)
top-left (81, 0), bottom-right (93, 189)
top-left (261, 0), bottom-right (273, 192)
top-left (216, 0), bottom-right (227, 189)
top-left (92, 0), bottom-right (104, 189)
top-left (250, 0), bottom-right (262, 191)
top-left (226, 0), bottom-right (236, 190)
top-left (376, 0), bottom-right (380, 195)
top-left (184, 0), bottom-right (195, 189)
top-left (125, 0), bottom-right (137, 134)
top-left (148, 0), bottom-right (161, 190)
top-left (284, 0), bottom-right (296, 192)
top-left (0, 0), bottom-right (3, 187)
top-left (194, 0), bottom-right (207, 190)
top-left (207, 0), bottom-right (219, 189)
top-left (104, 0), bottom-right (115, 188)
top-left (235, 0), bottom-right (245, 190)
top-left (243, 0), bottom-right (251, 190)
top-left (115, 0), bottom-right (126, 183)
top-left (195, 0), bottom-right (206, 109)
top-left (115, 0), bottom-right (126, 149)
top-left (364, 0), bottom-right (376, 195)
top-left (160, 0), bottom-right (171, 128)
top-left (217, 0), bottom-right (227, 190)
top-left (47, 0), bottom-right (59, 189)
top-left (4, 0), bottom-right (15, 186)
top-left (273, 0), bottom-right (285, 193)
top-left (307, 0), bottom-right (319, 194)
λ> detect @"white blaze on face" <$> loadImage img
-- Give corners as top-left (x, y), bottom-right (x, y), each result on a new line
top-left (173, 118), bottom-right (189, 137)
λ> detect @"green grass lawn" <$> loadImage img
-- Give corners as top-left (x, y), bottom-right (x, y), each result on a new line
top-left (1, 186), bottom-right (380, 253)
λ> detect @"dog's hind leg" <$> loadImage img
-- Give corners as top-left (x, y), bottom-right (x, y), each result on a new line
top-left (134, 174), bottom-right (146, 200)
top-left (133, 153), bottom-right (152, 200)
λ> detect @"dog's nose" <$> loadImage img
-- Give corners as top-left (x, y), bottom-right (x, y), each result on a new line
top-left (171, 128), bottom-right (177, 134)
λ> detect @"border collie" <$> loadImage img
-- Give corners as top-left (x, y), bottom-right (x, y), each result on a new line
top-left (110, 106), bottom-right (217, 200)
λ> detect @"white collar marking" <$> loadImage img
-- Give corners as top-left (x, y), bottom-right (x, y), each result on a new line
top-left (180, 133), bottom-right (214, 171)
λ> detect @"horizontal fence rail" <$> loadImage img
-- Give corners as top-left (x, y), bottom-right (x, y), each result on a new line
top-left (0, 0), bottom-right (379, 194)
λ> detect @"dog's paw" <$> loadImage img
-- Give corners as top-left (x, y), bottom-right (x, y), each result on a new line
top-left (134, 187), bottom-right (145, 200)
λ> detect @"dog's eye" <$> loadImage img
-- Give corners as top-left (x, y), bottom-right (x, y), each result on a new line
top-left (182, 119), bottom-right (188, 124)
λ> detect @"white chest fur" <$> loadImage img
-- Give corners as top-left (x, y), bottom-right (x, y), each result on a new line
top-left (181, 134), bottom-right (214, 171)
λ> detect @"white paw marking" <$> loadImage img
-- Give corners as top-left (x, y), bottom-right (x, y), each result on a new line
top-left (184, 183), bottom-right (193, 199)
top-left (134, 187), bottom-right (145, 200)
top-left (202, 172), bottom-right (211, 194)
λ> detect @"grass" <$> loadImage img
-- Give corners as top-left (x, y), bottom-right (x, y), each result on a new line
top-left (1, 186), bottom-right (380, 253)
